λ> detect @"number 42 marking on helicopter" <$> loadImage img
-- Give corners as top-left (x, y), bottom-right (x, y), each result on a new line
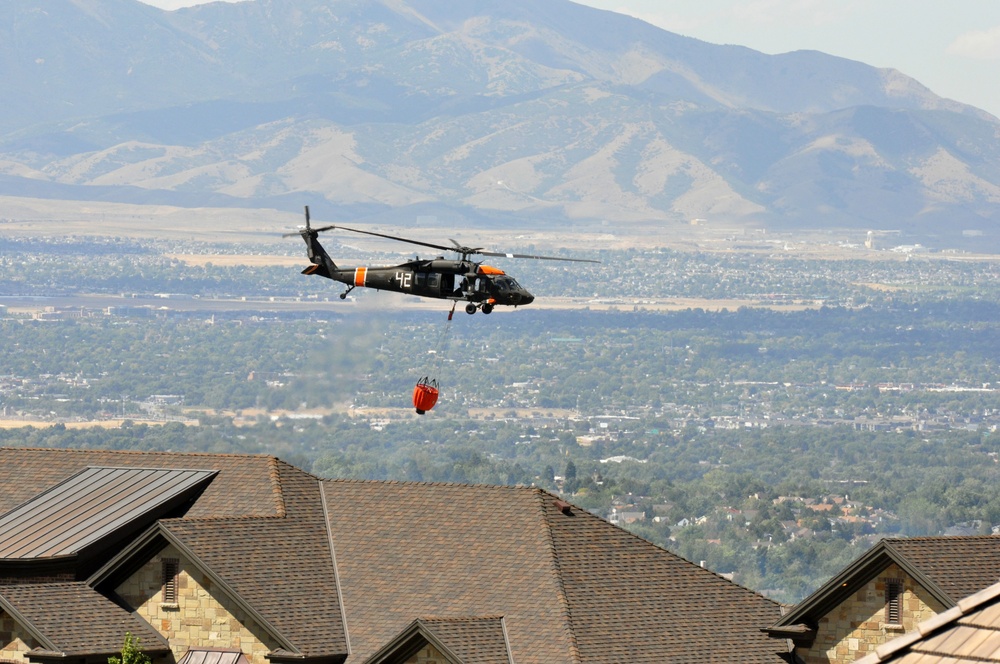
top-left (284, 206), bottom-right (599, 316)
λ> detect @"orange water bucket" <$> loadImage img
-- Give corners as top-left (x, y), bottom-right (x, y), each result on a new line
top-left (413, 377), bottom-right (440, 414)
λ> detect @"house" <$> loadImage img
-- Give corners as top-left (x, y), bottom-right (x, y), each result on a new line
top-left (0, 447), bottom-right (791, 664)
top-left (765, 535), bottom-right (1000, 664)
top-left (854, 579), bottom-right (1000, 663)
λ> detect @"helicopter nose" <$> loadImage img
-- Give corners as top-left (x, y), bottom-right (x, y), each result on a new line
top-left (521, 292), bottom-right (534, 305)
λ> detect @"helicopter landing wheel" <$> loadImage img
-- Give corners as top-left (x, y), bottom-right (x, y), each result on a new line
top-left (465, 303), bottom-right (477, 315)
top-left (339, 292), bottom-right (347, 300)
top-left (481, 303), bottom-right (493, 314)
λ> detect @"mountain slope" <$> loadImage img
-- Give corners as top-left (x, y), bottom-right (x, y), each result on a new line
top-left (1, 0), bottom-right (998, 246)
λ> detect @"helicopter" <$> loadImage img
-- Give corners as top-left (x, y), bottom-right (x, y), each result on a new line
top-left (285, 206), bottom-right (599, 314)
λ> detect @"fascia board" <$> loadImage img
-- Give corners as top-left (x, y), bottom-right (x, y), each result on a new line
top-left (86, 521), bottom-right (301, 656)
top-left (155, 524), bottom-right (303, 656)
top-left (772, 539), bottom-right (956, 630)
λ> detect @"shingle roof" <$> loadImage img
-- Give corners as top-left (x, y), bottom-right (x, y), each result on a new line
top-left (0, 466), bottom-right (216, 559)
top-left (545, 490), bottom-right (784, 663)
top-left (0, 581), bottom-right (168, 656)
top-left (417, 618), bottom-right (511, 664)
top-left (152, 519), bottom-right (344, 657)
top-left (321, 480), bottom-right (786, 664)
top-left (2, 449), bottom-right (787, 663)
top-left (159, 478), bottom-right (348, 659)
top-left (769, 535), bottom-right (1000, 634)
top-left (363, 617), bottom-right (512, 664)
top-left (856, 581), bottom-right (1000, 663)
top-left (886, 536), bottom-right (1000, 602)
top-left (0, 448), bottom-right (285, 519)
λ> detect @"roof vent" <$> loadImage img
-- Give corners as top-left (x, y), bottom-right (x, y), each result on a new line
top-left (554, 500), bottom-right (573, 515)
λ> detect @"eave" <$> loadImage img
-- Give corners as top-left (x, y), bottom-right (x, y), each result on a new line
top-left (761, 622), bottom-right (816, 647)
top-left (765, 539), bottom-right (956, 644)
top-left (26, 645), bottom-right (172, 664)
top-left (88, 522), bottom-right (304, 658)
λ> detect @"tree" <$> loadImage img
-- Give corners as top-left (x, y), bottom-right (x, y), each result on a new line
top-left (109, 633), bottom-right (151, 664)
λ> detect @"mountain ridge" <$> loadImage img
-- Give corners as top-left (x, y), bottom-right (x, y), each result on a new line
top-left (2, 0), bottom-right (999, 248)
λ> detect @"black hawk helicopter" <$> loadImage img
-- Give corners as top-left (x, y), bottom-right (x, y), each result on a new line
top-left (286, 206), bottom-right (599, 314)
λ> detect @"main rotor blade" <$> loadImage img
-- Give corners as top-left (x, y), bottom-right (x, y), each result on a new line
top-left (478, 250), bottom-right (601, 263)
top-left (294, 220), bottom-right (601, 263)
top-left (327, 224), bottom-right (459, 254)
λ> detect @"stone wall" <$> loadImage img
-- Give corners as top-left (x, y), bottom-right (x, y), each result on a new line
top-left (798, 564), bottom-right (946, 663)
top-left (0, 612), bottom-right (40, 664)
top-left (115, 544), bottom-right (282, 664)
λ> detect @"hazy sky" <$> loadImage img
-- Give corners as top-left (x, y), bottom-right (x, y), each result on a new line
top-left (140, 0), bottom-right (1000, 119)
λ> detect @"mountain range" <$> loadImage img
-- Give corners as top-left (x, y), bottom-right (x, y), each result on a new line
top-left (3, 0), bottom-right (1000, 247)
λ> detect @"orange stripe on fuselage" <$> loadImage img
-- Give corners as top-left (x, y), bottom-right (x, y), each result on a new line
top-left (354, 267), bottom-right (367, 287)
top-left (478, 265), bottom-right (505, 275)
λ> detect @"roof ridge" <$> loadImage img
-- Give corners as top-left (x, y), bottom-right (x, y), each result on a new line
top-left (268, 457), bottom-right (286, 518)
top-left (770, 537), bottom-right (956, 631)
top-left (160, 514), bottom-right (286, 524)
top-left (418, 615), bottom-right (506, 623)
top-left (0, 446), bottom-right (276, 460)
top-left (560, 494), bottom-right (783, 607)
top-left (0, 580), bottom-right (89, 589)
top-left (80, 465), bottom-right (220, 472)
top-left (152, 522), bottom-right (304, 656)
top-left (320, 477), bottom-right (539, 490)
top-left (956, 580), bottom-right (1000, 614)
top-left (536, 491), bottom-right (584, 664)
top-left (887, 534), bottom-right (1000, 542)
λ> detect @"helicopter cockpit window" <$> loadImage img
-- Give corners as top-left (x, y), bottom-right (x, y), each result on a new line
top-left (499, 277), bottom-right (521, 291)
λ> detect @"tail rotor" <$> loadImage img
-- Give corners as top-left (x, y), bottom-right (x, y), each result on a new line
top-left (283, 206), bottom-right (336, 239)
top-left (284, 206), bottom-right (338, 275)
